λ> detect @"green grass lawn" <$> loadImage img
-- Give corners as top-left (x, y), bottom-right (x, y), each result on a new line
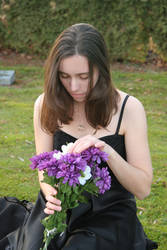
top-left (0, 63), bottom-right (167, 249)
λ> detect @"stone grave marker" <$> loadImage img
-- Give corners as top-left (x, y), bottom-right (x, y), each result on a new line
top-left (0, 70), bottom-right (15, 85)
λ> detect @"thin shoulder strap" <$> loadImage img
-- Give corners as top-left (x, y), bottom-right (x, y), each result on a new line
top-left (115, 95), bottom-right (129, 135)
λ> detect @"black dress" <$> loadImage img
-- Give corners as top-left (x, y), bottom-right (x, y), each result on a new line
top-left (47, 95), bottom-right (157, 250)
top-left (0, 95), bottom-right (158, 250)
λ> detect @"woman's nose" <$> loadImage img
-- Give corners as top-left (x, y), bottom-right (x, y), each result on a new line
top-left (70, 77), bottom-right (79, 92)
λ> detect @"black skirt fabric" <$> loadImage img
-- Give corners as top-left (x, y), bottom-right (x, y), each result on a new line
top-left (0, 191), bottom-right (158, 250)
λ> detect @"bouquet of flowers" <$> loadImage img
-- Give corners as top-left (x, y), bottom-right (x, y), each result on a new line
top-left (30, 143), bottom-right (111, 250)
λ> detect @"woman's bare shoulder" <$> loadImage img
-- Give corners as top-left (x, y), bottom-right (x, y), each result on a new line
top-left (34, 93), bottom-right (45, 110)
top-left (117, 89), bottom-right (144, 112)
top-left (117, 89), bottom-right (146, 131)
top-left (126, 95), bottom-right (145, 116)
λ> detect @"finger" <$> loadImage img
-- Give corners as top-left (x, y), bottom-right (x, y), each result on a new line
top-left (72, 138), bottom-right (101, 153)
top-left (69, 135), bottom-right (104, 153)
top-left (44, 206), bottom-right (62, 214)
top-left (46, 201), bottom-right (62, 212)
top-left (46, 195), bottom-right (61, 206)
top-left (44, 208), bottom-right (55, 215)
top-left (50, 186), bottom-right (58, 196)
top-left (68, 140), bottom-right (82, 153)
top-left (68, 135), bottom-right (91, 152)
top-left (94, 141), bottom-right (105, 149)
top-left (73, 141), bottom-right (92, 153)
top-left (72, 137), bottom-right (94, 153)
top-left (72, 143), bottom-right (92, 154)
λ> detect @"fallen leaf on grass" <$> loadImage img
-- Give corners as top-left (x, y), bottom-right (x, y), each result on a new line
top-left (18, 157), bottom-right (24, 162)
top-left (139, 211), bottom-right (143, 215)
top-left (138, 207), bottom-right (145, 211)
top-left (153, 177), bottom-right (162, 184)
top-left (153, 220), bottom-right (158, 224)
top-left (134, 78), bottom-right (143, 82)
top-left (25, 139), bottom-right (32, 145)
top-left (137, 207), bottom-right (145, 215)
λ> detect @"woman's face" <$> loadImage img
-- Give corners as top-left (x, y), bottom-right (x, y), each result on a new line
top-left (59, 55), bottom-right (99, 103)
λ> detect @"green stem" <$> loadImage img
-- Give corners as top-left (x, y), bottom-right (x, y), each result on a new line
top-left (42, 235), bottom-right (52, 250)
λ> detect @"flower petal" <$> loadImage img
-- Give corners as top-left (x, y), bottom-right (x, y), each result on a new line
top-left (78, 176), bottom-right (86, 185)
top-left (53, 152), bottom-right (62, 160)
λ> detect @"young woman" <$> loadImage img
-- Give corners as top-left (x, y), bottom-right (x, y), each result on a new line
top-left (32, 23), bottom-right (157, 249)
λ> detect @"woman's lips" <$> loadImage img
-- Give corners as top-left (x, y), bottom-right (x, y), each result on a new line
top-left (71, 93), bottom-right (86, 97)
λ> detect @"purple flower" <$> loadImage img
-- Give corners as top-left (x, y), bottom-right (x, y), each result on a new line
top-left (55, 153), bottom-right (87, 186)
top-left (94, 167), bottom-right (111, 194)
top-left (29, 151), bottom-right (54, 170)
top-left (36, 152), bottom-right (87, 187)
top-left (81, 147), bottom-right (108, 168)
top-left (29, 145), bottom-right (111, 191)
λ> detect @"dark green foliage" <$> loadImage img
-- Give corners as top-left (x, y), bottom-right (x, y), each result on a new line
top-left (147, 0), bottom-right (167, 57)
top-left (0, 0), bottom-right (167, 60)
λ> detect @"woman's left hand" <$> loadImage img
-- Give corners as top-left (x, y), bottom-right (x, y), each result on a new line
top-left (68, 134), bottom-right (107, 154)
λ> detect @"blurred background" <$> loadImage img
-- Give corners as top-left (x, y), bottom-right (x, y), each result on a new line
top-left (0, 0), bottom-right (167, 65)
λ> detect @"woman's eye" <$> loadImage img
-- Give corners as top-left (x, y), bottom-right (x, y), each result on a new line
top-left (60, 74), bottom-right (69, 79)
top-left (80, 75), bottom-right (89, 80)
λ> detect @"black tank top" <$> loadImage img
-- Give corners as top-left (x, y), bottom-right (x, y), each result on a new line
top-left (53, 95), bottom-right (133, 211)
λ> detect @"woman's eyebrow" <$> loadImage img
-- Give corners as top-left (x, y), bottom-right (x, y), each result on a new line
top-left (58, 71), bottom-right (89, 75)
top-left (58, 71), bottom-right (68, 74)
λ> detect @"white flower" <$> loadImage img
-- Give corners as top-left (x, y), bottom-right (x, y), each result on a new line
top-left (53, 142), bottom-right (74, 160)
top-left (53, 151), bottom-right (62, 160)
top-left (46, 227), bottom-right (57, 237)
top-left (78, 165), bottom-right (92, 185)
top-left (61, 142), bottom-right (74, 155)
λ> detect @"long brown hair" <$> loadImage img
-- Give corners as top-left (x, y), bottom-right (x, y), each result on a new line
top-left (41, 23), bottom-right (119, 134)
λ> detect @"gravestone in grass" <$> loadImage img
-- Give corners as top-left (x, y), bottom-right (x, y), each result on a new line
top-left (0, 70), bottom-right (15, 85)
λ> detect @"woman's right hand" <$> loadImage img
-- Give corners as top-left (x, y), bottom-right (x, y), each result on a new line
top-left (41, 182), bottom-right (62, 214)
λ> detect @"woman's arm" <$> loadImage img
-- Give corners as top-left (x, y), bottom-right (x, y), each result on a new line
top-left (69, 97), bottom-right (153, 200)
top-left (33, 94), bottom-right (62, 213)
top-left (118, 96), bottom-right (153, 199)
